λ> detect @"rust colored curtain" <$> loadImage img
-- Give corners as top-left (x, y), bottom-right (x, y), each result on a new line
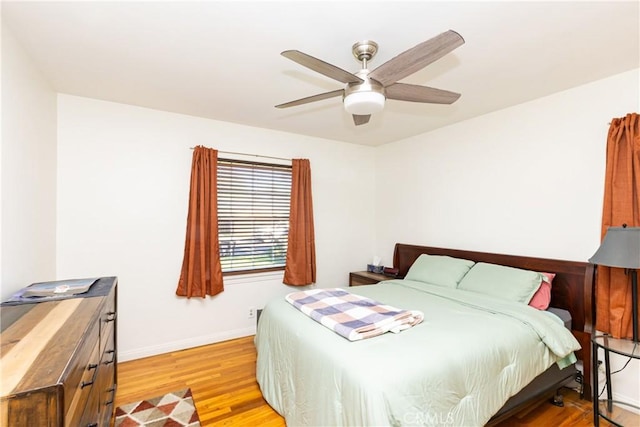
top-left (596, 113), bottom-right (640, 339)
top-left (176, 146), bottom-right (224, 298)
top-left (283, 159), bottom-right (316, 285)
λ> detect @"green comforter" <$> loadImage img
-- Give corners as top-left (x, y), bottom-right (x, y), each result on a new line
top-left (255, 280), bottom-right (580, 426)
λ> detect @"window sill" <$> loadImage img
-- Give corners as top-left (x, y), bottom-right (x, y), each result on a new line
top-left (223, 270), bottom-right (284, 285)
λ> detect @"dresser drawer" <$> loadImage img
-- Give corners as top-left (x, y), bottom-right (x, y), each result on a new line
top-left (79, 385), bottom-right (101, 427)
top-left (98, 326), bottom-right (117, 427)
top-left (100, 285), bottom-right (117, 354)
top-left (98, 284), bottom-right (117, 426)
top-left (64, 322), bottom-right (100, 426)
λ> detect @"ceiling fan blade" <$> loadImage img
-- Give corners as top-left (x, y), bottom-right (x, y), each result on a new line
top-left (282, 50), bottom-right (363, 84)
top-left (385, 83), bottom-right (461, 104)
top-left (275, 89), bottom-right (344, 109)
top-left (352, 114), bottom-right (371, 126)
top-left (369, 30), bottom-right (464, 86)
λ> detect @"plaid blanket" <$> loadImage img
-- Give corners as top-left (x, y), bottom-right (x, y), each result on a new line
top-left (285, 288), bottom-right (424, 341)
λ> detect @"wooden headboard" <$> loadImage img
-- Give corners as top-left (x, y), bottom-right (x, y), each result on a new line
top-left (393, 243), bottom-right (596, 399)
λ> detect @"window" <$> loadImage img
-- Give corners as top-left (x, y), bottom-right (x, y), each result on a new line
top-left (217, 158), bottom-right (292, 274)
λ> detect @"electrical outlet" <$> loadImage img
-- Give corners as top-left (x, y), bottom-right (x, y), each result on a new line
top-left (248, 307), bottom-right (256, 319)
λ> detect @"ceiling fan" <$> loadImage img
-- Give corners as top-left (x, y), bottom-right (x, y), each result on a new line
top-left (275, 30), bottom-right (465, 126)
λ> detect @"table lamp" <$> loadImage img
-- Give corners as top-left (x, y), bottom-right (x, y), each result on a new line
top-left (589, 225), bottom-right (640, 342)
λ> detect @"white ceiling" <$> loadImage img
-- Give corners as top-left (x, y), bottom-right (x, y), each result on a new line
top-left (3, 1), bottom-right (639, 146)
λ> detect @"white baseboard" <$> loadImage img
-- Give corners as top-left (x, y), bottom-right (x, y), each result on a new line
top-left (118, 326), bottom-right (256, 362)
top-left (613, 391), bottom-right (640, 415)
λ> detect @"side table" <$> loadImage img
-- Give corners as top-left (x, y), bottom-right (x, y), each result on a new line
top-left (349, 271), bottom-right (395, 286)
top-left (591, 334), bottom-right (639, 426)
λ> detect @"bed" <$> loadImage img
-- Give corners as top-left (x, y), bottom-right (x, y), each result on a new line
top-left (255, 243), bottom-right (595, 426)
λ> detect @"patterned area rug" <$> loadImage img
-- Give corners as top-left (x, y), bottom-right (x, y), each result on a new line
top-left (114, 388), bottom-right (201, 426)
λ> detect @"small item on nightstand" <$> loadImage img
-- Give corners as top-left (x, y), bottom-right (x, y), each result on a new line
top-left (383, 267), bottom-right (399, 277)
top-left (368, 256), bottom-right (384, 274)
top-left (367, 264), bottom-right (384, 274)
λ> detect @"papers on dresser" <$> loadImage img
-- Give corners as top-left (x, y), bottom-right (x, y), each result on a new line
top-left (22, 278), bottom-right (98, 297)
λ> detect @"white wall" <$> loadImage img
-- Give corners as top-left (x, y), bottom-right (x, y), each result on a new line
top-left (56, 95), bottom-right (376, 360)
top-left (1, 24), bottom-right (57, 300)
top-left (374, 68), bottom-right (640, 409)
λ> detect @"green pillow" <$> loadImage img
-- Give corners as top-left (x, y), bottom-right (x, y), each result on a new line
top-left (457, 262), bottom-right (543, 303)
top-left (404, 254), bottom-right (475, 288)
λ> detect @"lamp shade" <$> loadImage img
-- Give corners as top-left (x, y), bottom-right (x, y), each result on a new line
top-left (589, 226), bottom-right (640, 268)
top-left (343, 91), bottom-right (385, 115)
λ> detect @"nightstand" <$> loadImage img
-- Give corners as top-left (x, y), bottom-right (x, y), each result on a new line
top-left (591, 334), bottom-right (640, 426)
top-left (349, 271), bottom-right (395, 286)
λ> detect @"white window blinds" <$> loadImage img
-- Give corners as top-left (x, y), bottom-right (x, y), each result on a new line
top-left (217, 158), bottom-right (292, 273)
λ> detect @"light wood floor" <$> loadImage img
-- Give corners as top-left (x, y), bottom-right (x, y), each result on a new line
top-left (115, 336), bottom-right (633, 426)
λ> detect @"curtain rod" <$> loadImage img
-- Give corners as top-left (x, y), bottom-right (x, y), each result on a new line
top-left (189, 147), bottom-right (291, 162)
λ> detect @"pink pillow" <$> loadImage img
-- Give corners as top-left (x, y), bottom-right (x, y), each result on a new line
top-left (528, 272), bottom-right (556, 310)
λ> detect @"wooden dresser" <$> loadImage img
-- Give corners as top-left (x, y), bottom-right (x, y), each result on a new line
top-left (0, 277), bottom-right (117, 427)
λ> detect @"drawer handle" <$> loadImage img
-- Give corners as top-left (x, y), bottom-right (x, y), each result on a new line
top-left (103, 349), bottom-right (116, 365)
top-left (105, 385), bottom-right (117, 406)
top-left (81, 364), bottom-right (99, 388)
top-left (105, 311), bottom-right (117, 322)
top-left (87, 423), bottom-right (98, 427)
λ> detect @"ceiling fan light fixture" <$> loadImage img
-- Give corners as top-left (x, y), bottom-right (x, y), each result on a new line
top-left (278, 30), bottom-right (465, 125)
top-left (344, 91), bottom-right (385, 115)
